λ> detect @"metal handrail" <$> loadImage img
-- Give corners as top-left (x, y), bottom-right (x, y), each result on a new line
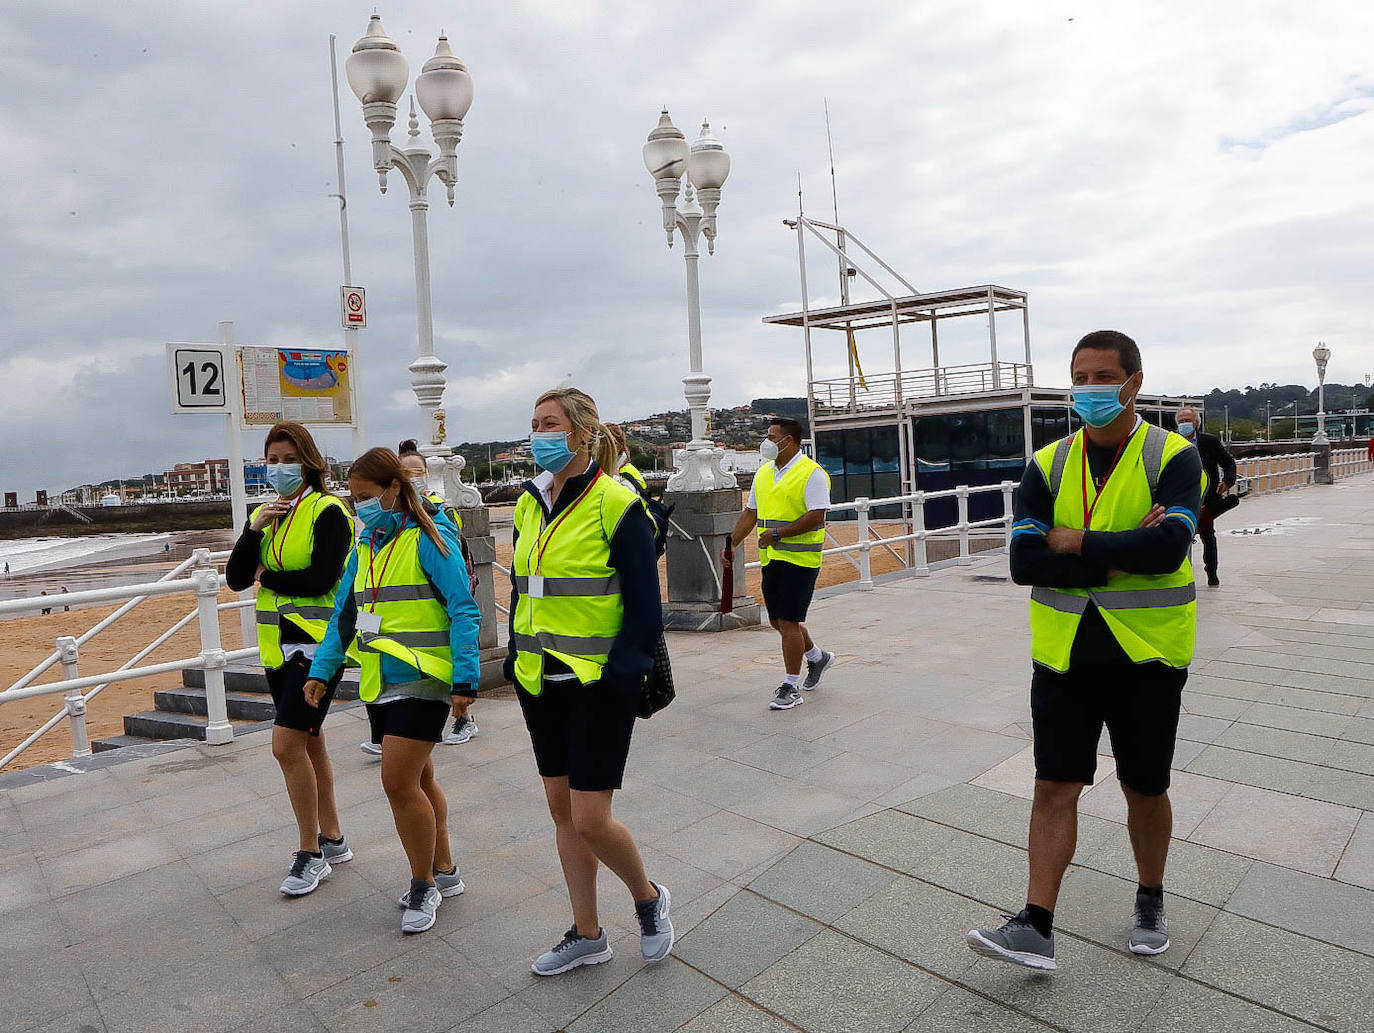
top-left (743, 481), bottom-right (1017, 583)
top-left (0, 548), bottom-right (245, 770)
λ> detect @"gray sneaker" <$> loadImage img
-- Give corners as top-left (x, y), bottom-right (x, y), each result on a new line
top-left (1129, 892), bottom-right (1170, 955)
top-left (531, 926), bottom-right (614, 976)
top-left (803, 650), bottom-right (836, 689)
top-left (401, 880), bottom-right (441, 934)
top-left (966, 911), bottom-right (1057, 971)
top-left (443, 715), bottom-right (478, 745)
top-left (636, 883), bottom-right (674, 962)
top-left (397, 866), bottom-right (465, 907)
top-left (280, 851), bottom-right (331, 896)
top-left (318, 834), bottom-right (353, 865)
top-left (769, 683), bottom-right (804, 710)
top-left (359, 740), bottom-right (382, 756)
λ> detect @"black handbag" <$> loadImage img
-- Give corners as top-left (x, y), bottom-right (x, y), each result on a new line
top-left (1208, 492), bottom-right (1241, 518)
top-left (637, 634), bottom-right (675, 719)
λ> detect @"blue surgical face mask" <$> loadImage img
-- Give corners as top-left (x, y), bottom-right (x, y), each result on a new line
top-left (531, 431), bottom-right (576, 472)
top-left (355, 488), bottom-right (400, 534)
top-left (1176, 421), bottom-right (1195, 438)
top-left (266, 462), bottom-right (303, 496)
top-left (1071, 383), bottom-right (1131, 428)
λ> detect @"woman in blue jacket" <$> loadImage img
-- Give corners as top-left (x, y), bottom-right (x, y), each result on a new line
top-left (304, 447), bottom-right (481, 934)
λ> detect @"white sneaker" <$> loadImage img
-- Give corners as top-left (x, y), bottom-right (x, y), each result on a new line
top-left (359, 741), bottom-right (382, 756)
top-left (401, 880), bottom-right (442, 934)
top-left (443, 716), bottom-right (478, 745)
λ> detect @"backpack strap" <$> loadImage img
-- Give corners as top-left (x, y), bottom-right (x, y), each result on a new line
top-left (1140, 422), bottom-right (1170, 497)
top-left (1046, 435), bottom-right (1075, 498)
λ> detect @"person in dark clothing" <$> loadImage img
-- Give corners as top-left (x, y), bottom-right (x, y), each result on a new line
top-left (967, 331), bottom-right (1202, 973)
top-left (1175, 407), bottom-right (1236, 587)
top-left (226, 422), bottom-right (354, 896)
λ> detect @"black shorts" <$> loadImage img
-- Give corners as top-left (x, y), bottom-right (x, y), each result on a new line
top-left (516, 676), bottom-right (638, 792)
top-left (1031, 661), bottom-right (1187, 796)
top-left (366, 696), bottom-right (451, 744)
top-left (761, 560), bottom-right (820, 623)
top-left (266, 652), bottom-right (340, 736)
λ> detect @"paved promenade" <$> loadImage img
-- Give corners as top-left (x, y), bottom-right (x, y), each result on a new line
top-left (3, 475), bottom-right (1373, 1032)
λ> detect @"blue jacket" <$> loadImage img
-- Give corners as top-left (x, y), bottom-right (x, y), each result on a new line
top-left (309, 515), bottom-right (481, 694)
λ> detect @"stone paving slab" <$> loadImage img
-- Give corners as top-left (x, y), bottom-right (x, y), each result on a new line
top-left (2, 475), bottom-right (1372, 1032)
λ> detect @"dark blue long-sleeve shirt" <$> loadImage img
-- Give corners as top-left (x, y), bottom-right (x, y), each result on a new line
top-left (505, 463), bottom-right (663, 688)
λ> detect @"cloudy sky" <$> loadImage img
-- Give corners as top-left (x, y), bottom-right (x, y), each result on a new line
top-left (4, 1), bottom-right (1372, 497)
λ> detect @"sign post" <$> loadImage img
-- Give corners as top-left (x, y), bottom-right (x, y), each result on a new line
top-left (340, 286), bottom-right (367, 328)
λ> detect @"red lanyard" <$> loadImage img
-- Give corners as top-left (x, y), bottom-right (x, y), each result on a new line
top-left (1080, 428), bottom-right (1134, 528)
top-left (534, 471), bottom-right (602, 575)
top-left (364, 515), bottom-right (408, 609)
top-left (267, 492), bottom-right (306, 569)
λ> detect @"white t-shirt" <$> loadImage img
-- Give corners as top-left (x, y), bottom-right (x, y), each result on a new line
top-left (747, 452), bottom-right (831, 512)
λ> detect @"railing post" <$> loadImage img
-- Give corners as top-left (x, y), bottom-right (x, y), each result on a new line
top-left (855, 497), bottom-right (874, 589)
top-left (1001, 480), bottom-right (1016, 549)
top-left (56, 636), bottom-right (90, 758)
top-left (956, 486), bottom-right (971, 565)
top-left (193, 568), bottom-right (234, 745)
top-left (912, 491), bottom-right (929, 575)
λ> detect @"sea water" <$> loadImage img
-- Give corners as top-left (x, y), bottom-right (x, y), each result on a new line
top-left (0, 534), bottom-right (172, 575)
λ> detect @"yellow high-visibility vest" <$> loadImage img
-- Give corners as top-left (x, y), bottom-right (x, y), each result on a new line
top-left (1028, 423), bottom-right (1198, 672)
top-left (253, 492), bottom-right (351, 669)
top-left (511, 472), bottom-right (637, 694)
top-left (424, 491), bottom-right (463, 531)
top-left (617, 462), bottom-right (648, 493)
top-left (754, 455), bottom-right (829, 569)
top-left (345, 525), bottom-right (453, 701)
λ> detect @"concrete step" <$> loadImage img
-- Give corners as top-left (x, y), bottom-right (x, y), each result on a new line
top-left (92, 733), bottom-right (165, 753)
top-left (122, 710), bottom-right (264, 741)
top-left (181, 663), bottom-right (361, 701)
top-left (154, 687), bottom-right (277, 722)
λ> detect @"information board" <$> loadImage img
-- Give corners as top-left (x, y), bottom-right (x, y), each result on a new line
top-left (240, 347), bottom-right (355, 427)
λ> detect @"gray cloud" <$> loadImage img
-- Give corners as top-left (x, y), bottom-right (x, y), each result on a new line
top-left (3, 1), bottom-right (1373, 498)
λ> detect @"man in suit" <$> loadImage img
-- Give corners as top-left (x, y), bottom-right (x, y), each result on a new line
top-left (1175, 407), bottom-right (1236, 587)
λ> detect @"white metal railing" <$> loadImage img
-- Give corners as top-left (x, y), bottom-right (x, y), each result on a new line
top-left (1330, 448), bottom-right (1374, 479)
top-left (0, 548), bottom-right (256, 770)
top-left (743, 481), bottom-right (1017, 587)
top-left (1234, 452), bottom-right (1316, 497)
top-left (812, 361), bottom-right (1032, 414)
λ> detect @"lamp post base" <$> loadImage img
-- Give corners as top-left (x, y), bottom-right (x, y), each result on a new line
top-left (662, 486), bottom-right (760, 633)
top-left (667, 446), bottom-right (735, 492)
top-left (1314, 441), bottom-right (1333, 484)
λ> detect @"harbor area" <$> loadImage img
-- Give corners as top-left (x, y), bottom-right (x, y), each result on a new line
top-left (2, 475), bottom-right (1373, 1032)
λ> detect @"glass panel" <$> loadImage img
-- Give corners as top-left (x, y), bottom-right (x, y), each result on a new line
top-left (948, 412), bottom-right (986, 467)
top-left (816, 431), bottom-right (845, 476)
top-left (843, 428), bottom-right (873, 475)
top-left (871, 424), bottom-right (900, 472)
top-left (1031, 406), bottom-right (1071, 449)
top-left (913, 415), bottom-right (952, 468)
top-left (845, 472), bottom-right (874, 501)
top-left (985, 408), bottom-right (1025, 461)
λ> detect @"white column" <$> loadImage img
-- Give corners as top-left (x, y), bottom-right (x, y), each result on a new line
top-left (407, 193), bottom-right (450, 455)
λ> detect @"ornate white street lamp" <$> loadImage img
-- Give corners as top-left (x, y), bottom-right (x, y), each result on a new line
top-left (1313, 342), bottom-right (1332, 446)
top-left (643, 111), bottom-right (736, 491)
top-left (346, 14), bottom-right (479, 505)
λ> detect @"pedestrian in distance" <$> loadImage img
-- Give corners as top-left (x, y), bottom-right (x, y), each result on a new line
top-left (726, 416), bottom-right (836, 710)
top-left (226, 421), bottom-right (354, 897)
top-left (61, 586), bottom-right (70, 612)
top-left (40, 590), bottom-right (51, 615)
top-left (967, 330), bottom-right (1203, 971)
top-left (357, 440), bottom-right (479, 757)
top-left (304, 447), bottom-right (481, 934)
top-left (1174, 407), bottom-right (1236, 587)
top-left (508, 387), bottom-right (673, 975)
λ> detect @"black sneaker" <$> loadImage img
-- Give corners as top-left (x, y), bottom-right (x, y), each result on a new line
top-left (966, 910), bottom-right (1057, 970)
top-left (769, 683), bottom-right (803, 710)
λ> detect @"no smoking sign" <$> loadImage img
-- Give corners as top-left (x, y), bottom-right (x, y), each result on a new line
top-left (340, 285), bottom-right (367, 329)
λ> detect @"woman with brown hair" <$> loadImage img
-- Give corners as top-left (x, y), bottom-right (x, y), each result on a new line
top-left (226, 421), bottom-right (354, 897)
top-left (508, 388), bottom-right (672, 974)
top-left (304, 447), bottom-right (480, 934)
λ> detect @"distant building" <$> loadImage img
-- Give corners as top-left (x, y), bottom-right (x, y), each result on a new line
top-left (164, 459), bottom-right (230, 495)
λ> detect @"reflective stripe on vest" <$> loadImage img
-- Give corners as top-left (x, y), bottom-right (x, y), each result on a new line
top-left (754, 455), bottom-right (829, 569)
top-left (1028, 425), bottom-right (1198, 672)
top-left (253, 492), bottom-right (351, 669)
top-left (344, 525), bottom-right (453, 701)
top-left (511, 474), bottom-right (637, 694)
